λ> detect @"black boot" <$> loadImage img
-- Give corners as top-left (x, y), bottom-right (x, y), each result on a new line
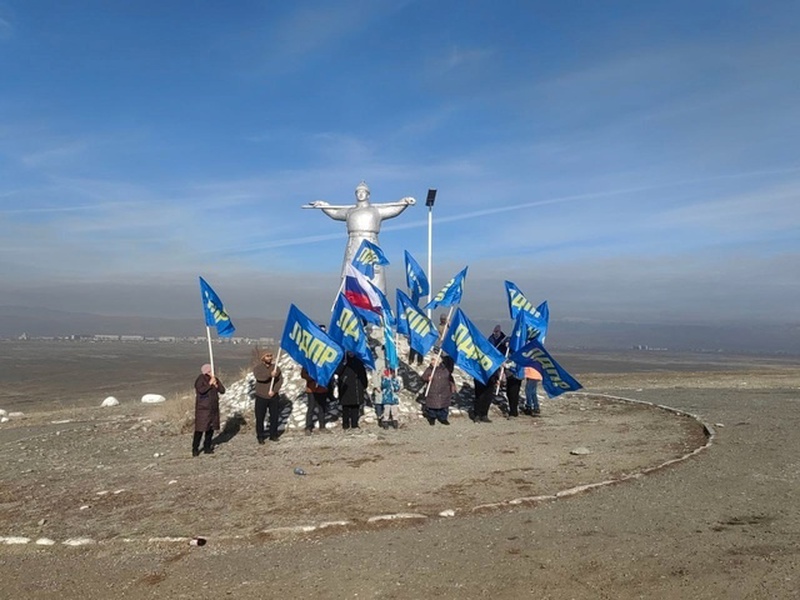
top-left (391, 420), bottom-right (398, 429)
top-left (192, 431), bottom-right (202, 457)
top-left (202, 429), bottom-right (214, 454)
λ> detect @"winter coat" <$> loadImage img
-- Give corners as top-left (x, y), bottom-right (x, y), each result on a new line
top-left (380, 376), bottom-right (401, 406)
top-left (524, 366), bottom-right (543, 381)
top-left (338, 357), bottom-right (368, 407)
top-left (253, 362), bottom-right (283, 399)
top-left (194, 373), bottom-right (225, 432)
top-left (422, 365), bottom-right (455, 410)
top-left (301, 368), bottom-right (328, 394)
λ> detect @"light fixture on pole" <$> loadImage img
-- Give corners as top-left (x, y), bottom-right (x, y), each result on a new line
top-left (425, 189), bottom-right (437, 319)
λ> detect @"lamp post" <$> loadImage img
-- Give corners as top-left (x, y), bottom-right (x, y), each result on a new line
top-left (425, 189), bottom-right (437, 319)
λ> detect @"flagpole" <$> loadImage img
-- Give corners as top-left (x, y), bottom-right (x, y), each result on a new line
top-left (494, 345), bottom-right (510, 395)
top-left (205, 326), bottom-right (216, 376)
top-left (424, 305), bottom-right (455, 397)
top-left (269, 347), bottom-right (283, 395)
top-left (331, 277), bottom-right (345, 313)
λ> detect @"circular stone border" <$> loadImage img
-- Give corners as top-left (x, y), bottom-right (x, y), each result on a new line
top-left (0, 393), bottom-right (714, 549)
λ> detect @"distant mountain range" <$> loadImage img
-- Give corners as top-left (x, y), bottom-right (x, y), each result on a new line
top-left (0, 305), bottom-right (797, 355)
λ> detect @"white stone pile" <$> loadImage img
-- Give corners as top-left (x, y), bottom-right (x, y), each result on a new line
top-left (0, 408), bottom-right (25, 424)
top-left (217, 337), bottom-right (474, 430)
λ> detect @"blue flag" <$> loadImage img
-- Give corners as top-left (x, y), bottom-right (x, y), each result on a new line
top-left (509, 338), bottom-right (582, 398)
top-left (508, 310), bottom-right (543, 353)
top-left (199, 276), bottom-right (235, 337)
top-left (396, 289), bottom-right (438, 357)
top-left (384, 318), bottom-right (399, 371)
top-left (351, 239), bottom-right (390, 280)
top-left (535, 300), bottom-right (550, 343)
top-left (504, 281), bottom-right (549, 343)
top-left (441, 308), bottom-right (505, 385)
top-left (281, 304), bottom-right (344, 386)
top-left (404, 250), bottom-right (429, 306)
top-left (328, 294), bottom-right (376, 371)
top-left (424, 266), bottom-right (468, 311)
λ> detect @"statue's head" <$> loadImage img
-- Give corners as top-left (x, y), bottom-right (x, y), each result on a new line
top-left (355, 181), bottom-right (370, 204)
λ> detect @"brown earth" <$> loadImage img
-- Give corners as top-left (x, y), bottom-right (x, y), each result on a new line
top-left (1, 346), bottom-right (799, 599)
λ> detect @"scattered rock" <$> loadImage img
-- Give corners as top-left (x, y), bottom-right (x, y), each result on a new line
top-left (570, 447), bottom-right (592, 455)
top-left (63, 537), bottom-right (95, 546)
top-left (0, 536), bottom-right (31, 545)
top-left (101, 396), bottom-right (120, 407)
top-left (141, 394), bottom-right (166, 404)
top-left (35, 538), bottom-right (56, 545)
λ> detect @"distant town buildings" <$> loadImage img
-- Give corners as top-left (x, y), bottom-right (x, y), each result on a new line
top-left (11, 333), bottom-right (276, 345)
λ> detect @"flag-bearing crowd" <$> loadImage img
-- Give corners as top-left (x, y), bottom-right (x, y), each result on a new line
top-left (193, 241), bottom-right (581, 454)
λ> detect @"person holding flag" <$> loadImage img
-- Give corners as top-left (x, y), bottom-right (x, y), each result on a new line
top-left (378, 368), bottom-right (402, 429)
top-left (338, 353), bottom-right (368, 430)
top-left (439, 308), bottom-right (505, 423)
top-left (301, 367), bottom-right (331, 434)
top-left (522, 366), bottom-right (543, 416)
top-left (192, 363), bottom-right (226, 456)
top-left (253, 350), bottom-right (283, 444)
top-left (421, 354), bottom-right (456, 426)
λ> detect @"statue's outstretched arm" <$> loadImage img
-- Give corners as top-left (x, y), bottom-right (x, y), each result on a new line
top-left (302, 201), bottom-right (349, 221)
top-left (376, 197), bottom-right (416, 220)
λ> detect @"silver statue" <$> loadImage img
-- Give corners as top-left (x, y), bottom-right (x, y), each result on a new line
top-left (303, 181), bottom-right (416, 293)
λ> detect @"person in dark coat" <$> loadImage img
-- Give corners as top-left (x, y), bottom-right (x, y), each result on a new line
top-left (505, 366), bottom-right (523, 417)
top-left (301, 367), bottom-right (330, 434)
top-left (488, 324), bottom-right (508, 355)
top-left (193, 363), bottom-right (225, 456)
top-left (421, 355), bottom-right (456, 425)
top-left (337, 353), bottom-right (368, 430)
top-left (472, 368), bottom-right (501, 423)
top-left (253, 350), bottom-right (283, 443)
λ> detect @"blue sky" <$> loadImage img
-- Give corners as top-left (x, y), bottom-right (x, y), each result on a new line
top-left (1, 1), bottom-right (799, 327)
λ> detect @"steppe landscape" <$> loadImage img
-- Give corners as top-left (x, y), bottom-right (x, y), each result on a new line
top-left (1, 340), bottom-right (799, 599)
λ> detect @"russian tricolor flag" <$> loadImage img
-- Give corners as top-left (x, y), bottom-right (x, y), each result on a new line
top-left (344, 263), bottom-right (382, 322)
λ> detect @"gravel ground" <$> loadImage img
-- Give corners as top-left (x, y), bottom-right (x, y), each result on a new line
top-left (1, 349), bottom-right (799, 599)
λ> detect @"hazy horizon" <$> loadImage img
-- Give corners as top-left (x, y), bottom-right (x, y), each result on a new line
top-left (2, 2), bottom-right (799, 327)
